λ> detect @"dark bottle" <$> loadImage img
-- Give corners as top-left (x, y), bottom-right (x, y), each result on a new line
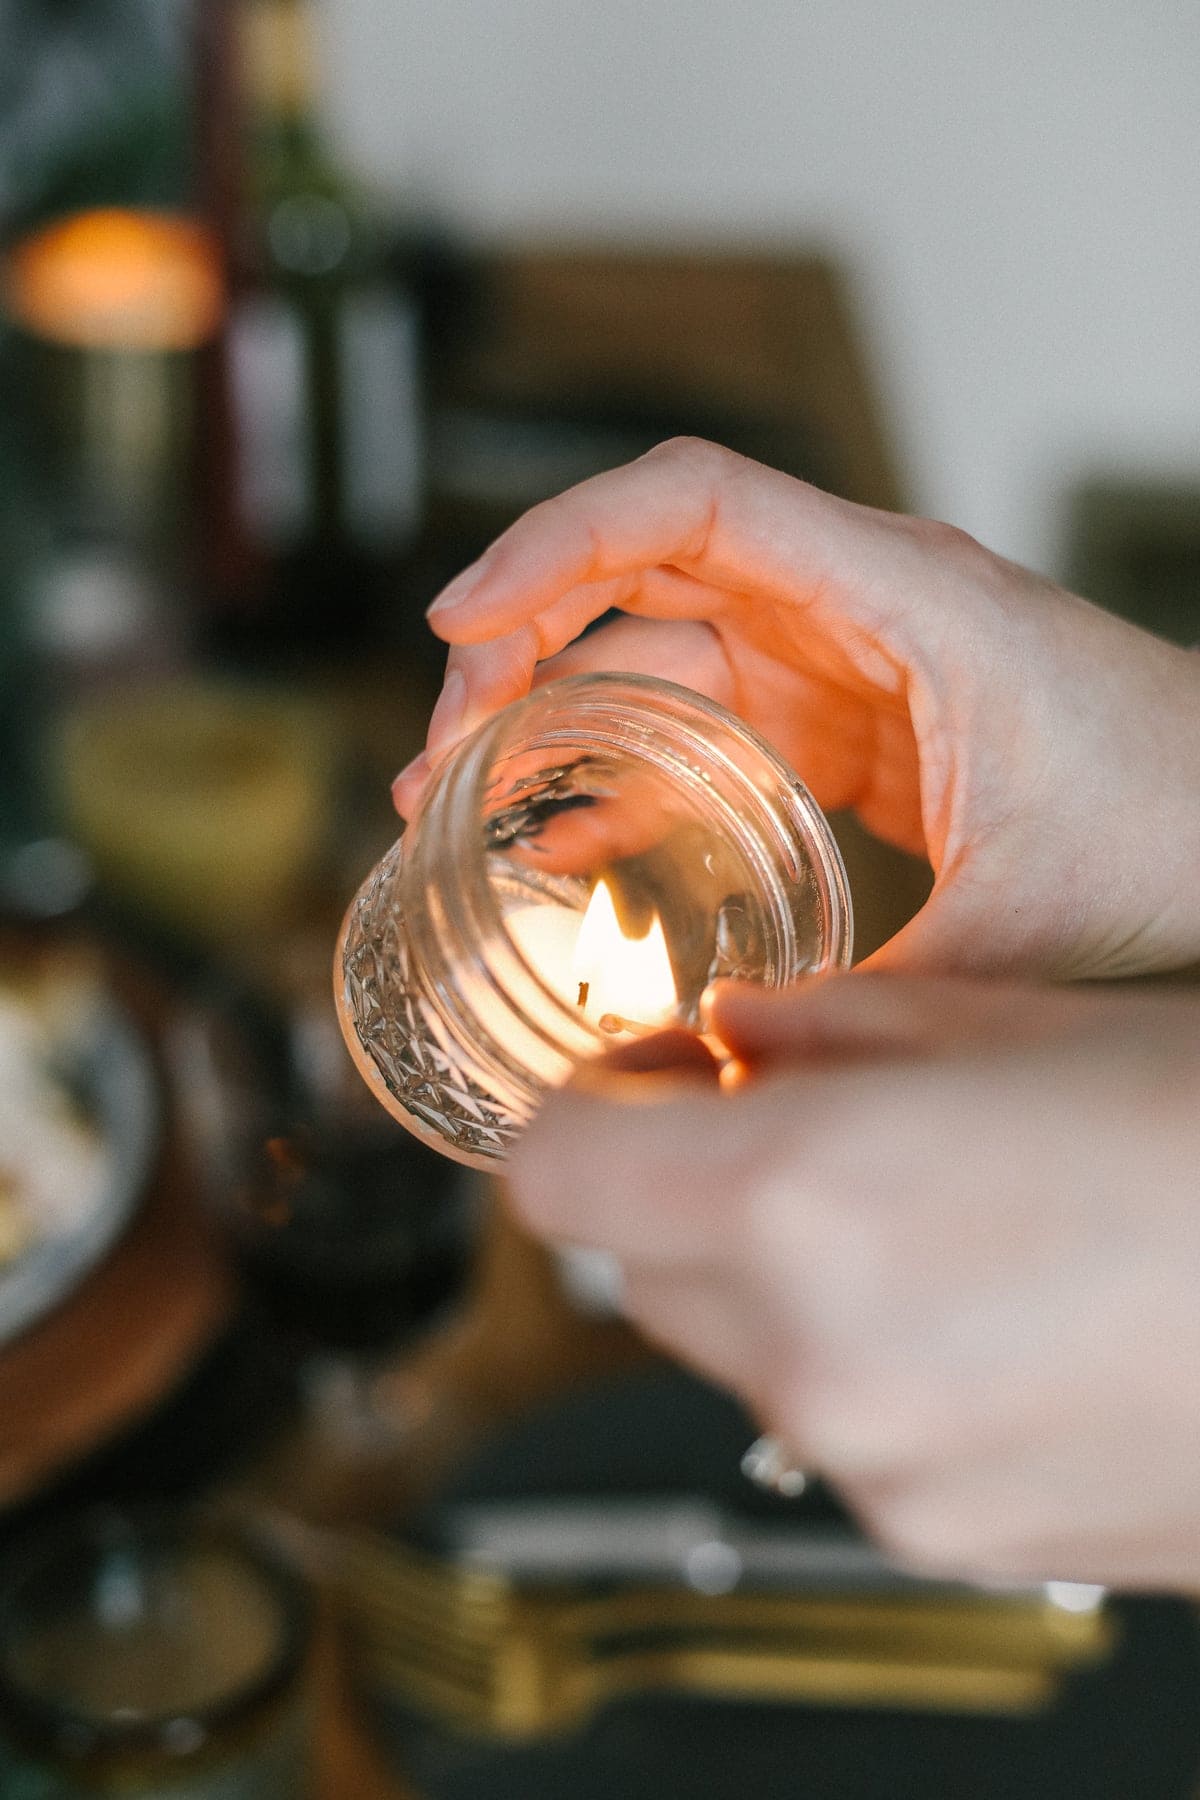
top-left (212, 0), bottom-right (423, 657)
top-left (236, 1118), bottom-right (477, 1359)
top-left (0, 2), bottom-right (207, 879)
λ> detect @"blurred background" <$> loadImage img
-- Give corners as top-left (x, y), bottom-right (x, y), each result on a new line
top-left (323, 0), bottom-right (1200, 595)
top-left (0, 3), bottom-right (1197, 1796)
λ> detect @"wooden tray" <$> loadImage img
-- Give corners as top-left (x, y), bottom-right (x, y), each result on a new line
top-left (0, 929), bottom-right (236, 1510)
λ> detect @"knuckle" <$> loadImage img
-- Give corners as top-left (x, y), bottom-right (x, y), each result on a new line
top-left (766, 1365), bottom-right (918, 1475)
top-left (899, 514), bottom-right (1006, 592)
top-left (642, 434), bottom-right (738, 478)
top-left (772, 1379), bottom-right (860, 1472)
top-left (862, 1495), bottom-right (977, 1577)
top-left (494, 623), bottom-right (542, 684)
top-left (861, 1491), bottom-right (1038, 1584)
top-left (530, 612), bottom-right (564, 662)
top-left (904, 513), bottom-right (983, 560)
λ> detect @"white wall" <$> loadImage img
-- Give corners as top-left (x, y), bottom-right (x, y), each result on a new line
top-left (318, 0), bottom-right (1200, 579)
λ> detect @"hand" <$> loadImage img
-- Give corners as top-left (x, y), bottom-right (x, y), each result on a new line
top-left (395, 439), bottom-right (1200, 980)
top-left (508, 975), bottom-right (1200, 1590)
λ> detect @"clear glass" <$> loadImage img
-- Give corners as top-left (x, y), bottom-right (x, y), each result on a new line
top-left (335, 673), bottom-right (852, 1170)
top-left (0, 1510), bottom-right (311, 1796)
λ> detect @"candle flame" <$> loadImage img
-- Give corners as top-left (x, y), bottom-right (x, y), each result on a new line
top-left (572, 878), bottom-right (677, 1027)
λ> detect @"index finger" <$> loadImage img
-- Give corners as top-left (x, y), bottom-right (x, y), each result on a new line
top-left (424, 437), bottom-right (876, 645)
top-left (507, 1074), bottom-right (744, 1266)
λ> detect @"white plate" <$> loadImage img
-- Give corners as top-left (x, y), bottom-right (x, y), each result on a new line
top-left (0, 996), bottom-right (160, 1349)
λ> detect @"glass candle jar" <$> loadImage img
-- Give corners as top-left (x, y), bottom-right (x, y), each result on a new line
top-left (335, 673), bottom-right (852, 1169)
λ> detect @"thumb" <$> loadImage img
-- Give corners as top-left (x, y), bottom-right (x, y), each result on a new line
top-left (702, 972), bottom-right (1052, 1071)
top-left (589, 1026), bottom-right (722, 1081)
top-left (860, 864), bottom-right (1075, 981)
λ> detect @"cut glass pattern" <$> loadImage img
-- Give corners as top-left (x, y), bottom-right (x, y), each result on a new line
top-left (339, 842), bottom-right (522, 1163)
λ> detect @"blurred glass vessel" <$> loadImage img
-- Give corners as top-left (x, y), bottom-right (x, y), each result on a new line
top-left (335, 673), bottom-right (852, 1170)
top-left (0, 1509), bottom-right (310, 1797)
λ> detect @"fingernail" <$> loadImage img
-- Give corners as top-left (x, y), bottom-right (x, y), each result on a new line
top-left (425, 668), bottom-right (468, 762)
top-left (699, 981), bottom-right (740, 1033)
top-left (391, 750), bottom-right (429, 806)
top-left (427, 555), bottom-right (490, 620)
top-left (698, 984), bottom-right (720, 1032)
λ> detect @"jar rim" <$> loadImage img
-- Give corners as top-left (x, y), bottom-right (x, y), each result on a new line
top-left (421, 672), bottom-right (852, 1045)
top-left (339, 672), bottom-right (853, 1167)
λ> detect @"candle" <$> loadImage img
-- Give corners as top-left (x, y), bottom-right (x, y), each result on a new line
top-left (336, 672), bottom-right (852, 1168)
top-left (505, 877), bottom-right (677, 1032)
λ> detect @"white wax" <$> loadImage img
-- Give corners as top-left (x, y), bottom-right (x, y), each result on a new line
top-left (505, 901), bottom-right (585, 1010)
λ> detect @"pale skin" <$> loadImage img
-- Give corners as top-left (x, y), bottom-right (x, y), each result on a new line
top-left (394, 439), bottom-right (1200, 1589)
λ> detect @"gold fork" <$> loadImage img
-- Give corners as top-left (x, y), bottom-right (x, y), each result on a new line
top-left (339, 1533), bottom-right (1113, 1739)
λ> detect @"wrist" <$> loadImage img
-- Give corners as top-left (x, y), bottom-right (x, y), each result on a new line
top-left (1048, 621), bottom-right (1200, 981)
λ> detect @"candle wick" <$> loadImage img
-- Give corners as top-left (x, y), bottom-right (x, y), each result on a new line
top-left (577, 980), bottom-right (589, 1008)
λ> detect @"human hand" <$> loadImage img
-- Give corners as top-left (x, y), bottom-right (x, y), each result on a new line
top-left (394, 440), bottom-right (1200, 980)
top-left (508, 975), bottom-right (1200, 1590)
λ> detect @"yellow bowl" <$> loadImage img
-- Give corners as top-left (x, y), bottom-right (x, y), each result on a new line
top-left (58, 679), bottom-right (333, 939)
